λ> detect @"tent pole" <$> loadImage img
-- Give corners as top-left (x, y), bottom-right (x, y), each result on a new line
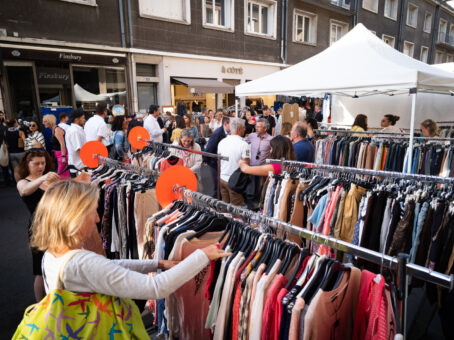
top-left (235, 98), bottom-right (238, 117)
top-left (408, 88), bottom-right (417, 173)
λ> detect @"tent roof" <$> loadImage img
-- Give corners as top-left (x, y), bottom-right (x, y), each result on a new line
top-left (235, 23), bottom-right (454, 97)
top-left (433, 63), bottom-right (454, 73)
top-left (172, 77), bottom-right (234, 94)
top-left (74, 84), bottom-right (126, 102)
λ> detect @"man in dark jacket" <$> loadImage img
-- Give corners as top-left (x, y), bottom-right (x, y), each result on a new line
top-left (202, 116), bottom-right (230, 197)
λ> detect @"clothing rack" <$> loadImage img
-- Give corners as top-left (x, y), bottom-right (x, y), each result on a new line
top-left (173, 186), bottom-right (453, 339)
top-left (142, 140), bottom-right (229, 199)
top-left (267, 159), bottom-right (454, 184)
top-left (316, 129), bottom-right (454, 142)
top-left (319, 123), bottom-right (414, 131)
top-left (95, 155), bottom-right (160, 177)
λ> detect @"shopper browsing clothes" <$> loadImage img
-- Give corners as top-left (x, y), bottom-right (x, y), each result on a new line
top-left (84, 102), bottom-right (111, 148)
top-left (351, 114), bottom-right (369, 137)
top-left (24, 120), bottom-right (45, 151)
top-left (66, 110), bottom-right (87, 178)
top-left (16, 181), bottom-right (229, 337)
top-left (16, 149), bottom-right (59, 301)
top-left (172, 129), bottom-right (203, 185)
top-left (42, 114), bottom-right (69, 178)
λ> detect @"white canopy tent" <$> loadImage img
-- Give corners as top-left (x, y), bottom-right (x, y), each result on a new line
top-left (433, 62), bottom-right (454, 73)
top-left (74, 84), bottom-right (126, 102)
top-left (235, 23), bottom-right (454, 172)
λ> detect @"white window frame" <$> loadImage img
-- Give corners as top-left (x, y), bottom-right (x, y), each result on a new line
top-left (423, 12), bottom-right (432, 33)
top-left (403, 41), bottom-right (415, 57)
top-left (384, 0), bottom-right (398, 21)
top-left (446, 54), bottom-right (454, 63)
top-left (138, 0), bottom-right (191, 25)
top-left (406, 3), bottom-right (418, 29)
top-left (382, 34), bottom-right (396, 48)
top-left (329, 20), bottom-right (349, 46)
top-left (420, 46), bottom-right (429, 63)
top-left (57, 0), bottom-right (97, 6)
top-left (434, 51), bottom-right (444, 64)
top-left (202, 0), bottom-right (235, 32)
top-left (292, 9), bottom-right (318, 46)
top-left (362, 0), bottom-right (379, 14)
top-left (439, 19), bottom-right (447, 42)
top-left (244, 0), bottom-right (278, 40)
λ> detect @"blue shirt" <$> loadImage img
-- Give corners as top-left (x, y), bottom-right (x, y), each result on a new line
top-left (293, 139), bottom-right (314, 163)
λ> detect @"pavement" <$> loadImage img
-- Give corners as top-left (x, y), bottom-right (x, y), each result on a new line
top-left (0, 185), bottom-right (35, 339)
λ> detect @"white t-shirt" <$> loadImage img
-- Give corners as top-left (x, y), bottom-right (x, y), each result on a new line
top-left (84, 115), bottom-right (111, 146)
top-left (42, 249), bottom-right (209, 300)
top-left (58, 122), bottom-right (69, 132)
top-left (210, 119), bottom-right (222, 132)
top-left (66, 124), bottom-right (86, 171)
top-left (218, 134), bottom-right (250, 182)
top-left (143, 115), bottom-right (164, 143)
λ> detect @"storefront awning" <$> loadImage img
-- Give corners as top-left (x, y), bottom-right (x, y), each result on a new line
top-left (172, 77), bottom-right (234, 94)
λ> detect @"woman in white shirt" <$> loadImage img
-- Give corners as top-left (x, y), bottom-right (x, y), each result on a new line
top-left (31, 181), bottom-right (228, 301)
top-left (172, 129), bottom-right (203, 184)
top-left (380, 114), bottom-right (402, 133)
top-left (25, 120), bottom-right (45, 150)
top-left (210, 111), bottom-right (223, 132)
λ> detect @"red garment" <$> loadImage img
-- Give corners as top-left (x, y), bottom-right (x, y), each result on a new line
top-left (230, 250), bottom-right (257, 340)
top-left (205, 243), bottom-right (221, 299)
top-left (271, 163), bottom-right (282, 175)
top-left (274, 288), bottom-right (289, 340)
top-left (159, 156), bottom-right (184, 172)
top-left (261, 274), bottom-right (288, 340)
top-left (353, 270), bottom-right (393, 340)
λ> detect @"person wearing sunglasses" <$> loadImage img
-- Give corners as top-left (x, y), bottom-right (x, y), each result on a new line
top-left (24, 120), bottom-right (45, 151)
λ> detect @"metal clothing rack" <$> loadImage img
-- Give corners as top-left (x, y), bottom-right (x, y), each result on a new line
top-left (95, 155), bottom-right (160, 177)
top-left (142, 140), bottom-right (229, 199)
top-left (173, 186), bottom-right (453, 339)
top-left (266, 159), bottom-right (454, 184)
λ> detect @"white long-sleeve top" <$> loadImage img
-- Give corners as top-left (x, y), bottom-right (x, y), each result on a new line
top-left (143, 114), bottom-right (164, 143)
top-left (42, 249), bottom-right (209, 300)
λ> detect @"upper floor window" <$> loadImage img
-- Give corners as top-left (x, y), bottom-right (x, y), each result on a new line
top-left (439, 19), bottom-right (447, 42)
top-left (406, 3), bottom-right (418, 28)
top-left (245, 0), bottom-right (277, 39)
top-left (330, 0), bottom-right (351, 10)
top-left (384, 0), bottom-right (398, 20)
top-left (138, 0), bottom-right (191, 25)
top-left (330, 20), bottom-right (348, 45)
top-left (382, 34), bottom-right (396, 48)
top-left (423, 12), bottom-right (432, 33)
top-left (203, 0), bottom-right (235, 31)
top-left (449, 24), bottom-right (454, 46)
top-left (403, 41), bottom-right (415, 57)
top-left (420, 46), bottom-right (428, 63)
top-left (434, 50), bottom-right (444, 64)
top-left (293, 10), bottom-right (317, 45)
top-left (362, 0), bottom-right (379, 13)
top-left (59, 0), bottom-right (97, 5)
top-left (446, 54), bottom-right (453, 63)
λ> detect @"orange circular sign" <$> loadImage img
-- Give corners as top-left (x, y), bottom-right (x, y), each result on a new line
top-left (156, 165), bottom-right (198, 207)
top-left (128, 126), bottom-right (150, 150)
top-left (80, 141), bottom-right (108, 168)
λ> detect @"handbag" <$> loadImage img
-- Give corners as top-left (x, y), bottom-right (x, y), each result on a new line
top-left (13, 250), bottom-right (148, 339)
top-left (0, 141), bottom-right (8, 167)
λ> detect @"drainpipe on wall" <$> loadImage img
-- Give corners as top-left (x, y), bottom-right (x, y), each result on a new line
top-left (280, 0), bottom-right (286, 63)
top-left (429, 4), bottom-right (441, 64)
top-left (125, 0), bottom-right (138, 112)
top-left (118, 0), bottom-right (126, 47)
top-left (353, 0), bottom-right (359, 27)
top-left (396, 0), bottom-right (407, 51)
top-left (283, 0), bottom-right (288, 64)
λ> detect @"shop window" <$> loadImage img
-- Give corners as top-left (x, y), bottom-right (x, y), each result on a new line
top-left (424, 12), bottom-right (432, 33)
top-left (36, 62), bottom-right (72, 108)
top-left (403, 41), bottom-right (414, 57)
top-left (73, 66), bottom-right (127, 108)
top-left (362, 0), bottom-right (379, 13)
top-left (138, 83), bottom-right (158, 113)
top-left (382, 34), bottom-right (395, 48)
top-left (138, 0), bottom-right (191, 24)
top-left (203, 0), bottom-right (234, 31)
top-left (406, 3), bottom-right (418, 28)
top-left (245, 0), bottom-right (277, 39)
top-left (293, 9), bottom-right (317, 45)
top-left (420, 46), bottom-right (428, 63)
top-left (434, 51), bottom-right (444, 64)
top-left (439, 19), bottom-right (447, 42)
top-left (330, 20), bottom-right (348, 45)
top-left (384, 0), bottom-right (398, 20)
top-left (5, 65), bottom-right (38, 119)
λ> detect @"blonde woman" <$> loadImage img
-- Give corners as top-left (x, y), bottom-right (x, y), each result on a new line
top-left (43, 114), bottom-right (69, 178)
top-left (31, 181), bottom-right (229, 301)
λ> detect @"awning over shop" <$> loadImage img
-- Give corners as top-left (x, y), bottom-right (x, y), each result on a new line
top-left (172, 77), bottom-right (234, 94)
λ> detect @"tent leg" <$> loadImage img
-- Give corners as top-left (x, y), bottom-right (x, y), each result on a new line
top-left (235, 99), bottom-right (238, 117)
top-left (407, 90), bottom-right (417, 173)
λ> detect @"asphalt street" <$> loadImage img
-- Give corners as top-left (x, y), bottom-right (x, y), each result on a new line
top-left (0, 186), bottom-right (35, 338)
